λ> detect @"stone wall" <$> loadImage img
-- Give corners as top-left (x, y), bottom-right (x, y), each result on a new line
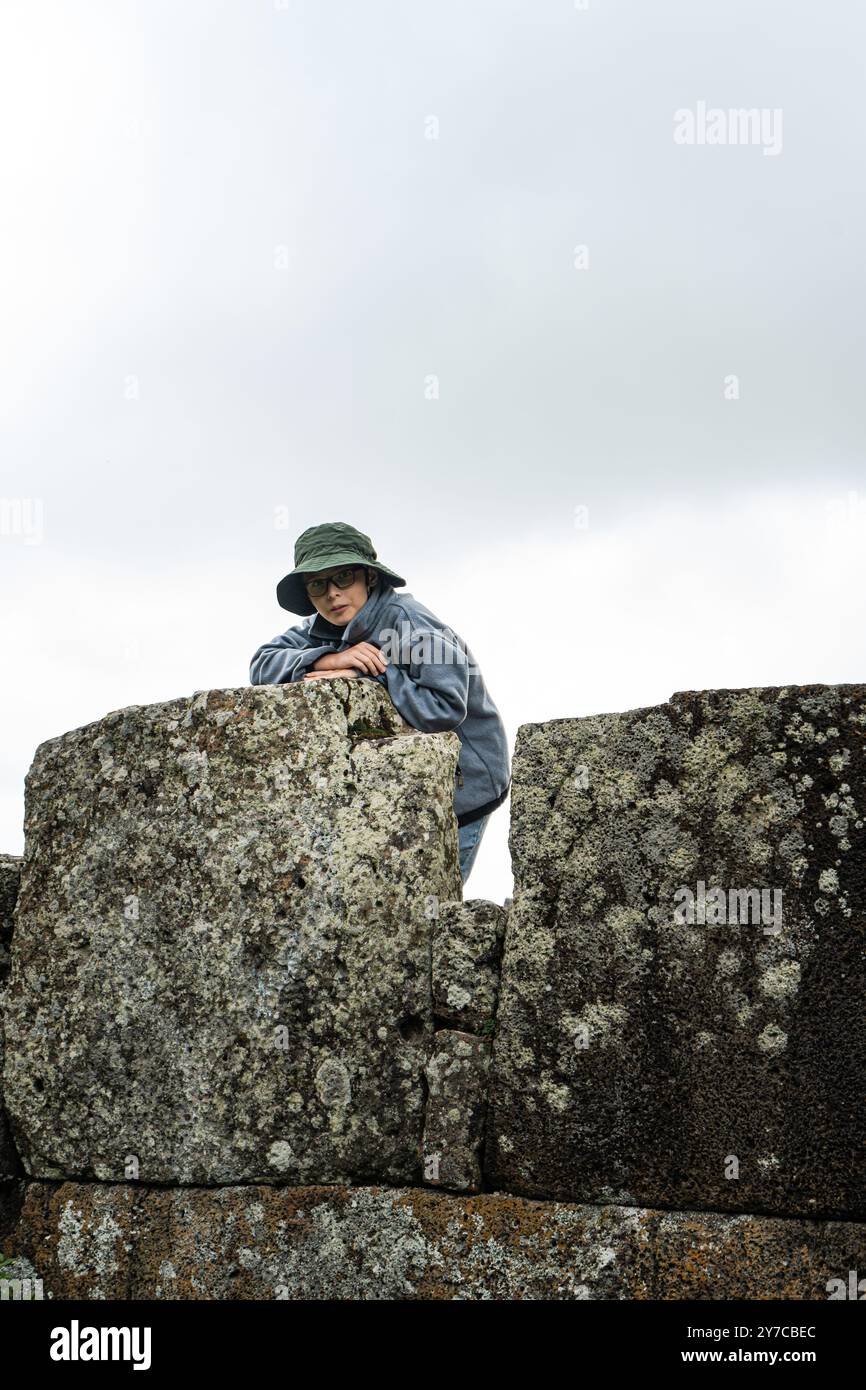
top-left (1, 681), bottom-right (864, 1299)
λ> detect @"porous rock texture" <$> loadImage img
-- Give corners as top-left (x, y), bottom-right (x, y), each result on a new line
top-left (0, 855), bottom-right (23, 1179)
top-left (432, 898), bottom-right (507, 1031)
top-left (422, 1030), bottom-right (490, 1191)
top-left (6, 1181), bottom-right (865, 1300)
top-left (2, 680), bottom-right (865, 1301)
top-left (486, 684), bottom-right (866, 1219)
top-left (3, 683), bottom-right (461, 1185)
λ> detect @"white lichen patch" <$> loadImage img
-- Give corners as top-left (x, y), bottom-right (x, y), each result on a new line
top-left (267, 1140), bottom-right (296, 1171)
top-left (818, 868), bottom-right (840, 894)
top-left (176, 748), bottom-right (209, 786)
top-left (510, 1042), bottom-right (538, 1070)
top-left (757, 1023), bottom-right (787, 1054)
top-left (784, 716), bottom-right (815, 744)
top-left (569, 1001), bottom-right (629, 1050)
top-left (747, 838), bottom-right (772, 867)
top-left (541, 1078), bottom-right (573, 1113)
top-left (681, 729), bottom-right (741, 797)
top-left (759, 960), bottom-right (801, 1000)
top-left (57, 1202), bottom-right (85, 1271)
top-left (56, 1201), bottom-right (123, 1283)
top-left (446, 983), bottom-right (472, 1010)
top-left (715, 762), bottom-right (752, 809)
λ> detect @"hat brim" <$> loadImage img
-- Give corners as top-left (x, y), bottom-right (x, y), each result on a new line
top-left (276, 557), bottom-right (407, 615)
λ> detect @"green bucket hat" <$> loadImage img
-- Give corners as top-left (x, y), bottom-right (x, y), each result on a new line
top-left (277, 521), bottom-right (407, 615)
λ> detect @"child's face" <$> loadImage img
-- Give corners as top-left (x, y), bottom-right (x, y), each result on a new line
top-left (307, 565), bottom-right (374, 625)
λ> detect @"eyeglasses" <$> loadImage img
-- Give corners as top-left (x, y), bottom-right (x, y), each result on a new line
top-left (303, 566), bottom-right (365, 598)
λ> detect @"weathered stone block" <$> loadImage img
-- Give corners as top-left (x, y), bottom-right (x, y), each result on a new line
top-left (0, 854), bottom-right (23, 1179)
top-left (487, 684), bottom-right (866, 1218)
top-left (422, 1030), bottom-right (490, 1191)
top-left (432, 898), bottom-right (507, 1032)
top-left (5, 1180), bottom-right (865, 1300)
top-left (3, 684), bottom-right (461, 1184)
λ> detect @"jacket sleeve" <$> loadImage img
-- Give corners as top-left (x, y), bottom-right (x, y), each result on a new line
top-left (380, 621), bottom-right (469, 732)
top-left (249, 626), bottom-right (336, 685)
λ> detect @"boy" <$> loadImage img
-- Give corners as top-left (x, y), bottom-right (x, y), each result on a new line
top-left (249, 521), bottom-right (510, 885)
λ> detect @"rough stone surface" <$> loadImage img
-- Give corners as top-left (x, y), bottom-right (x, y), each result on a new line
top-left (0, 855), bottom-right (23, 1179)
top-left (0, 1251), bottom-right (43, 1300)
top-left (487, 684), bottom-right (866, 1218)
top-left (3, 684), bottom-right (462, 1185)
top-left (4, 1180), bottom-right (864, 1300)
top-left (432, 898), bottom-right (507, 1033)
top-left (0, 855), bottom-right (20, 941)
top-left (3, 679), bottom-right (865, 1300)
top-left (422, 1031), bottom-right (490, 1192)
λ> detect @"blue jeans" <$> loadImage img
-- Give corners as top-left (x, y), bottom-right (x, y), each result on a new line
top-left (458, 814), bottom-right (490, 885)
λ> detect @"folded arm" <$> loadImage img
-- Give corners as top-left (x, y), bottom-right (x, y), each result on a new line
top-left (249, 628), bottom-right (336, 685)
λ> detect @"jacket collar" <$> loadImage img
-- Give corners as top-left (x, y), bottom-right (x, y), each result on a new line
top-left (308, 582), bottom-right (397, 644)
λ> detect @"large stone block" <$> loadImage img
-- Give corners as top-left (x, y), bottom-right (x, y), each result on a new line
top-left (486, 684), bottom-right (866, 1218)
top-left (5, 1180), bottom-right (864, 1300)
top-left (3, 683), bottom-right (462, 1184)
top-left (0, 855), bottom-right (23, 1179)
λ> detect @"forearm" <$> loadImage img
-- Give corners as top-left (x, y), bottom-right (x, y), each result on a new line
top-left (308, 651), bottom-right (341, 672)
top-left (250, 641), bottom-right (336, 684)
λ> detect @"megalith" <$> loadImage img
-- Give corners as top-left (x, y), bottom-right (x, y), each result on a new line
top-left (3, 683), bottom-right (461, 1185)
top-left (486, 684), bottom-right (866, 1219)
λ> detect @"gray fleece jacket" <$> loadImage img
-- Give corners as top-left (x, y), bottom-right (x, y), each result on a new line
top-left (249, 581), bottom-right (511, 826)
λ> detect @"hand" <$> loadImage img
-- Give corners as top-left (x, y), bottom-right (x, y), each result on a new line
top-left (302, 667), bottom-right (361, 681)
top-left (310, 641), bottom-right (387, 677)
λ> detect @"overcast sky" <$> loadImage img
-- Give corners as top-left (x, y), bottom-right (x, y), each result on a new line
top-left (1, 0), bottom-right (863, 903)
